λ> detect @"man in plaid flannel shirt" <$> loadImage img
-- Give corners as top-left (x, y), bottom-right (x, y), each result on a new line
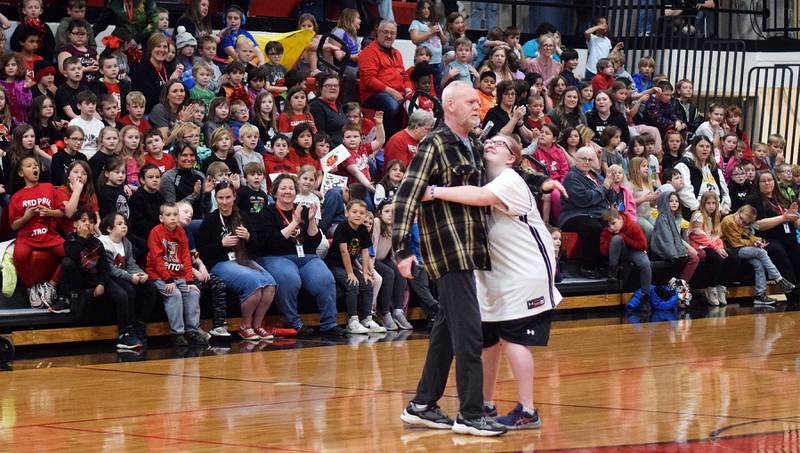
top-left (394, 81), bottom-right (507, 436)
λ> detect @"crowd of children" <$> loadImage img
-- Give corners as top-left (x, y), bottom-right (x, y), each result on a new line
top-left (0, 0), bottom-right (796, 352)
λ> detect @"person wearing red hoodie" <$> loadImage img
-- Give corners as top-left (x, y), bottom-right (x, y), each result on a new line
top-left (599, 209), bottom-right (652, 309)
top-left (591, 58), bottom-right (615, 93)
top-left (358, 20), bottom-right (411, 139)
top-left (146, 202), bottom-right (205, 347)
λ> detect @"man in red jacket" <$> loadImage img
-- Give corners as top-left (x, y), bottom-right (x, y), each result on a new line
top-left (599, 209), bottom-right (652, 309)
top-left (358, 20), bottom-right (412, 138)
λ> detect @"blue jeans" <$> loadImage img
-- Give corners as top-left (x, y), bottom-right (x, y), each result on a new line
top-left (364, 92), bottom-right (403, 138)
top-left (211, 260), bottom-right (275, 303)
top-left (738, 246), bottom-right (781, 295)
top-left (470, 3), bottom-right (497, 30)
top-left (256, 255), bottom-right (338, 330)
top-left (637, 0), bottom-right (655, 35)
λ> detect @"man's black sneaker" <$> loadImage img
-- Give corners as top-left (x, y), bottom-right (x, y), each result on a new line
top-left (185, 330), bottom-right (208, 345)
top-left (400, 402), bottom-right (453, 429)
top-left (496, 403), bottom-right (542, 430)
top-left (296, 325), bottom-right (316, 337)
top-left (48, 297), bottom-right (71, 314)
top-left (320, 325), bottom-right (347, 336)
top-left (172, 334), bottom-right (188, 346)
top-left (116, 332), bottom-right (142, 350)
top-left (451, 414), bottom-right (508, 436)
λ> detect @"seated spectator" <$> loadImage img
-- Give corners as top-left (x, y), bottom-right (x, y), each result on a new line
top-left (526, 33), bottom-right (562, 85)
top-left (383, 109), bottom-right (435, 170)
top-left (9, 155), bottom-right (64, 309)
top-left (674, 136), bottom-right (730, 218)
top-left (372, 200), bottom-right (413, 330)
top-left (359, 20), bottom-right (411, 139)
top-left (644, 80), bottom-right (685, 139)
top-left (600, 209), bottom-right (651, 307)
top-left (146, 202), bottom-right (206, 346)
top-left (128, 164), bottom-right (164, 260)
top-left (687, 192), bottom-right (739, 306)
top-left (586, 91), bottom-right (630, 147)
top-left (547, 86), bottom-right (587, 133)
top-left (159, 140), bottom-right (206, 219)
top-left (559, 147), bottom-right (614, 278)
top-left (131, 33), bottom-right (181, 115)
top-left (721, 204), bottom-right (796, 305)
top-left (196, 181), bottom-right (276, 341)
top-left (98, 212), bottom-right (158, 348)
top-left (255, 174), bottom-right (345, 337)
top-left (483, 80), bottom-right (528, 139)
top-left (650, 190), bottom-right (700, 283)
top-left (746, 170), bottom-right (800, 302)
top-left (309, 73), bottom-right (347, 146)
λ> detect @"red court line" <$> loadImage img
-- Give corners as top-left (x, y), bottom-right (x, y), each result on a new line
top-left (537, 427), bottom-right (800, 452)
top-left (36, 424), bottom-right (317, 453)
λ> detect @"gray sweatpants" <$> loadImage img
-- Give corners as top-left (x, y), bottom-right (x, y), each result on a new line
top-left (608, 235), bottom-right (652, 294)
top-left (737, 246), bottom-right (782, 295)
top-left (154, 279), bottom-right (200, 334)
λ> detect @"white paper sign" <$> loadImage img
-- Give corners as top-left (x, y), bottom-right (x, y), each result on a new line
top-left (320, 172), bottom-right (349, 196)
top-left (320, 144), bottom-right (351, 173)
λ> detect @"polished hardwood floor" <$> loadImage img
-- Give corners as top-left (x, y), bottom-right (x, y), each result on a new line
top-left (2, 307), bottom-right (800, 452)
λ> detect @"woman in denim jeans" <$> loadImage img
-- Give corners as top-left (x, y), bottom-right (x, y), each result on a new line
top-left (256, 174), bottom-right (346, 337)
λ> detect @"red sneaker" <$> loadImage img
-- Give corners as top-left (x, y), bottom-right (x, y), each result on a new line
top-left (239, 327), bottom-right (259, 341)
top-left (254, 327), bottom-right (274, 340)
top-left (266, 326), bottom-right (298, 337)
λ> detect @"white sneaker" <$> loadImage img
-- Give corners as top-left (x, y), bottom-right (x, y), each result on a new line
top-left (382, 312), bottom-right (398, 331)
top-left (716, 285), bottom-right (728, 305)
top-left (706, 286), bottom-right (720, 306)
top-left (392, 309), bottom-right (414, 330)
top-left (28, 285), bottom-right (43, 308)
top-left (209, 326), bottom-right (231, 337)
top-left (40, 282), bottom-right (57, 306)
top-left (346, 316), bottom-right (369, 334)
top-left (198, 328), bottom-right (212, 341)
top-left (362, 315), bottom-right (387, 333)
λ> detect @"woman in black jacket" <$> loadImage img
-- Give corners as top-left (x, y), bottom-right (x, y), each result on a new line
top-left (196, 180), bottom-right (276, 341)
top-left (254, 173), bottom-right (345, 336)
top-left (309, 73), bottom-right (347, 146)
top-left (586, 90), bottom-right (630, 146)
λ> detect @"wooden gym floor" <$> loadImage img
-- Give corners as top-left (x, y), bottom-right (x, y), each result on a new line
top-left (2, 306), bottom-right (800, 452)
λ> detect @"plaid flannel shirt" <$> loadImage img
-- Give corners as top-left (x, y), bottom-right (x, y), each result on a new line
top-left (392, 126), bottom-right (489, 280)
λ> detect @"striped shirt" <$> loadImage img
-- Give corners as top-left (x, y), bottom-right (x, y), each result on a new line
top-left (392, 126), bottom-right (490, 280)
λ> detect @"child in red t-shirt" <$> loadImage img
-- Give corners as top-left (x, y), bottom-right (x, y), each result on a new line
top-left (142, 129), bottom-right (175, 173)
top-left (288, 123), bottom-right (322, 173)
top-left (277, 86), bottom-right (316, 134)
top-left (338, 112), bottom-right (385, 191)
top-left (8, 155), bottom-right (65, 309)
top-left (263, 134), bottom-right (295, 176)
top-left (145, 202), bottom-right (204, 346)
top-left (56, 160), bottom-right (99, 235)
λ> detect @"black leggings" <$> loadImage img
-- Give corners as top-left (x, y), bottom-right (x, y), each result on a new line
top-left (374, 258), bottom-right (406, 313)
top-left (562, 215), bottom-right (604, 267)
top-left (764, 239), bottom-right (800, 286)
top-left (698, 248), bottom-right (740, 287)
top-left (104, 277), bottom-right (158, 332)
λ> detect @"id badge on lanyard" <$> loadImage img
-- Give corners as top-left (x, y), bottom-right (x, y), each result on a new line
top-left (296, 244), bottom-right (305, 258)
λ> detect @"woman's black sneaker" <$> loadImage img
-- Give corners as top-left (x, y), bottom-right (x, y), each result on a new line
top-left (400, 402), bottom-right (453, 429)
top-left (451, 414), bottom-right (508, 436)
top-left (776, 278), bottom-right (796, 293)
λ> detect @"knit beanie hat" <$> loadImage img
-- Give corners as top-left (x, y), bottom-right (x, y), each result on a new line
top-left (33, 60), bottom-right (55, 82)
top-left (174, 26), bottom-right (197, 50)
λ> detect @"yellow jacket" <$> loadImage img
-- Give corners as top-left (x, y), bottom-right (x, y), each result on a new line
top-left (721, 215), bottom-right (761, 248)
